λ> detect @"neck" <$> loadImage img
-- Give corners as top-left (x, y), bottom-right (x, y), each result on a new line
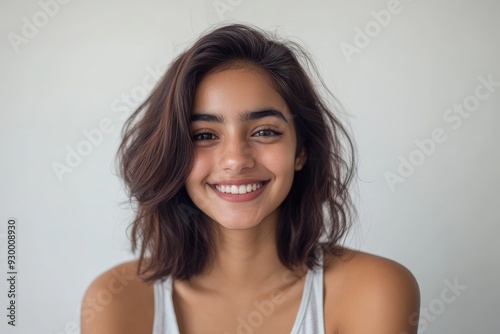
top-left (190, 210), bottom-right (303, 296)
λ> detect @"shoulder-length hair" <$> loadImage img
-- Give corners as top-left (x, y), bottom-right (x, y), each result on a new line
top-left (118, 23), bottom-right (358, 282)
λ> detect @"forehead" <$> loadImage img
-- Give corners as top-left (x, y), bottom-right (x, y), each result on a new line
top-left (192, 65), bottom-right (292, 119)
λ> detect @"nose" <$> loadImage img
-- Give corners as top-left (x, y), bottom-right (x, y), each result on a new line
top-left (219, 135), bottom-right (255, 172)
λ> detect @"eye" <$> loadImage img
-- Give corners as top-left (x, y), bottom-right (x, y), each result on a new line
top-left (192, 132), bottom-right (218, 141)
top-left (192, 128), bottom-right (284, 142)
top-left (253, 128), bottom-right (284, 137)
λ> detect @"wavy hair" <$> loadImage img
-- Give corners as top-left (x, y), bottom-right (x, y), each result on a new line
top-left (117, 24), bottom-right (358, 282)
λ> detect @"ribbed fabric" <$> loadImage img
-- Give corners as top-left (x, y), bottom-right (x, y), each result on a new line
top-left (152, 248), bottom-right (325, 334)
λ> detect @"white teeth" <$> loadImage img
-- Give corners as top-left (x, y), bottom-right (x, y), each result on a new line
top-left (215, 182), bottom-right (264, 194)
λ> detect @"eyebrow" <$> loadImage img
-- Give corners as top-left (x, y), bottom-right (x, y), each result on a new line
top-left (190, 108), bottom-right (288, 124)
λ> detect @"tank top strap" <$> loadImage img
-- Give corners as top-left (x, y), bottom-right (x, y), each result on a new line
top-left (290, 247), bottom-right (326, 333)
top-left (152, 276), bottom-right (180, 334)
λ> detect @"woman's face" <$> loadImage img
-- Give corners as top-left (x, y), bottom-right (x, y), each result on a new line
top-left (185, 65), bottom-right (306, 230)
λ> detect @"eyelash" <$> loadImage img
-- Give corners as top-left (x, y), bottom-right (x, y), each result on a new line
top-left (192, 128), bottom-right (284, 141)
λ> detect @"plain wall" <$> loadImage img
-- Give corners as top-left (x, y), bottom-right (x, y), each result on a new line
top-left (1, 0), bottom-right (499, 333)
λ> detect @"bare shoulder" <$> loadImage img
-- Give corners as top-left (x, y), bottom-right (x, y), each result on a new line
top-left (323, 248), bottom-right (420, 334)
top-left (80, 260), bottom-right (155, 334)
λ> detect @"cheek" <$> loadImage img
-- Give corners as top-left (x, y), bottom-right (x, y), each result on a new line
top-left (186, 151), bottom-right (211, 186)
top-left (185, 151), bottom-right (213, 209)
top-left (258, 146), bottom-right (297, 175)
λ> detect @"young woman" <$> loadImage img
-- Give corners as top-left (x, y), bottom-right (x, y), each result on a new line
top-left (81, 24), bottom-right (420, 334)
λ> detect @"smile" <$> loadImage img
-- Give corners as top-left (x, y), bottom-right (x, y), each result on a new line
top-left (210, 180), bottom-right (270, 202)
top-left (215, 182), bottom-right (265, 194)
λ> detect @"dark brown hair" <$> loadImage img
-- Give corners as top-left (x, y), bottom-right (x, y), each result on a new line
top-left (117, 23), bottom-right (358, 282)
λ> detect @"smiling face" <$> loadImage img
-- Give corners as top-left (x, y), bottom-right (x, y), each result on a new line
top-left (185, 64), bottom-right (306, 230)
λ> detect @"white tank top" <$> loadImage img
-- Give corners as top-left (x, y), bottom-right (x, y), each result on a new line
top-left (152, 248), bottom-right (325, 333)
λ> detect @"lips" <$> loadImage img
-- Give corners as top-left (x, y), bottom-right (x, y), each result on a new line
top-left (209, 180), bottom-right (270, 201)
top-left (215, 181), bottom-right (265, 194)
top-left (212, 179), bottom-right (269, 186)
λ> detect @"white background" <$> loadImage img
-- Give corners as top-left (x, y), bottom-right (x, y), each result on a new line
top-left (1, 0), bottom-right (499, 333)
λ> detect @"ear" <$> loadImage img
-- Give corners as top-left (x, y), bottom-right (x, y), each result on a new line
top-left (294, 147), bottom-right (307, 171)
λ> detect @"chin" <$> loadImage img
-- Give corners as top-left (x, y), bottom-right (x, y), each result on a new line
top-left (213, 217), bottom-right (262, 231)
